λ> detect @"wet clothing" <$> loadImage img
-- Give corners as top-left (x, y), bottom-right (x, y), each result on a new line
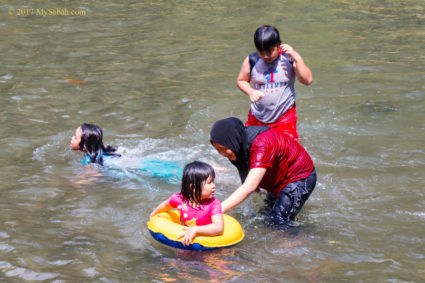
top-left (81, 154), bottom-right (117, 166)
top-left (210, 117), bottom-right (316, 224)
top-left (250, 128), bottom-right (314, 198)
top-left (268, 168), bottom-right (316, 224)
top-left (169, 193), bottom-right (222, 226)
top-left (249, 51), bottom-right (296, 124)
top-left (246, 105), bottom-right (298, 140)
top-left (81, 155), bottom-right (183, 183)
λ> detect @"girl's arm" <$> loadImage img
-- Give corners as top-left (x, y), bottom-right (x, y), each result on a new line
top-left (237, 57), bottom-right (265, 103)
top-left (221, 167), bottom-right (267, 212)
top-left (178, 214), bottom-right (224, 245)
top-left (149, 199), bottom-right (173, 219)
top-left (281, 44), bottom-right (313, 86)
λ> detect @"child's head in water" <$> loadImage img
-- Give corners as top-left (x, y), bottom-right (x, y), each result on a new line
top-left (180, 161), bottom-right (216, 205)
top-left (70, 123), bottom-right (118, 165)
top-left (254, 25), bottom-right (282, 63)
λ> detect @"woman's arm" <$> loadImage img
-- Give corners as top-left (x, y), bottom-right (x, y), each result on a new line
top-left (221, 167), bottom-right (267, 212)
top-left (237, 57), bottom-right (264, 102)
top-left (149, 199), bottom-right (173, 219)
top-left (281, 44), bottom-right (313, 86)
top-left (179, 214), bottom-right (224, 245)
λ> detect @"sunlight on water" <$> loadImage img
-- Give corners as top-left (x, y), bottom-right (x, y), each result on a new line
top-left (1, 0), bottom-right (424, 282)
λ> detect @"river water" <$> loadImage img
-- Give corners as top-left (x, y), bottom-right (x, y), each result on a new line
top-left (1, 0), bottom-right (424, 282)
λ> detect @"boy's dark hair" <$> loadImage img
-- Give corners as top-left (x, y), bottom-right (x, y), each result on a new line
top-left (254, 25), bottom-right (281, 52)
top-left (79, 123), bottom-right (119, 165)
top-left (181, 161), bottom-right (215, 204)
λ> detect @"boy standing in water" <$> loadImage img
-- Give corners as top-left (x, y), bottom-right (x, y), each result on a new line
top-left (237, 25), bottom-right (313, 140)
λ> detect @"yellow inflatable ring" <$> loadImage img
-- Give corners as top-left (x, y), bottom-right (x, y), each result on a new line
top-left (147, 210), bottom-right (244, 251)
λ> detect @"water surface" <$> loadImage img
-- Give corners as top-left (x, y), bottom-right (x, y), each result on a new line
top-left (0, 0), bottom-right (424, 282)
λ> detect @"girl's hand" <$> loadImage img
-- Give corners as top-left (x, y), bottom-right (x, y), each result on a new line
top-left (178, 226), bottom-right (198, 245)
top-left (149, 211), bottom-right (156, 219)
top-left (249, 90), bottom-right (264, 103)
top-left (149, 200), bottom-right (173, 220)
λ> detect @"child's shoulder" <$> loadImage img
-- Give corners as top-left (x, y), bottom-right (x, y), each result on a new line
top-left (249, 52), bottom-right (260, 71)
top-left (203, 197), bottom-right (221, 207)
top-left (169, 192), bottom-right (184, 202)
top-left (81, 155), bottom-right (91, 165)
top-left (80, 153), bottom-right (119, 165)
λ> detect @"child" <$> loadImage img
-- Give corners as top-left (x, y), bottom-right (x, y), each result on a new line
top-left (70, 123), bottom-right (183, 182)
top-left (70, 123), bottom-right (120, 165)
top-left (150, 161), bottom-right (224, 246)
top-left (236, 25), bottom-right (313, 140)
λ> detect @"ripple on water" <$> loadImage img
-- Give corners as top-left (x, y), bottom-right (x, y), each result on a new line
top-left (32, 127), bottom-right (230, 191)
top-left (396, 210), bottom-right (425, 220)
top-left (0, 242), bottom-right (14, 253)
top-left (83, 267), bottom-right (100, 278)
top-left (0, 232), bottom-right (9, 239)
top-left (33, 256), bottom-right (72, 267)
top-left (0, 74), bottom-right (13, 82)
top-left (17, 187), bottom-right (61, 200)
top-left (3, 265), bottom-right (60, 281)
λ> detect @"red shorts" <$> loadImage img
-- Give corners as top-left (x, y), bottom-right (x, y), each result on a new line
top-left (245, 105), bottom-right (298, 141)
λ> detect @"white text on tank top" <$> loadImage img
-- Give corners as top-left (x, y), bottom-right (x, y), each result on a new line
top-left (250, 53), bottom-right (296, 123)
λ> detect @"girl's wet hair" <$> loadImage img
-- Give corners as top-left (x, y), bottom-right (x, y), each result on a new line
top-left (181, 161), bottom-right (215, 204)
top-left (79, 123), bottom-right (119, 165)
top-left (254, 25), bottom-right (281, 53)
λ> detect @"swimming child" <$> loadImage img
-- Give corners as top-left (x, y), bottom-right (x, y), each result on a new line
top-left (150, 161), bottom-right (224, 245)
top-left (70, 123), bottom-right (120, 165)
top-left (70, 123), bottom-right (183, 182)
top-left (236, 25), bottom-right (313, 140)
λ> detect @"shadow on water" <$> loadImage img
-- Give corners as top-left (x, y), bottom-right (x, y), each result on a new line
top-left (356, 101), bottom-right (398, 115)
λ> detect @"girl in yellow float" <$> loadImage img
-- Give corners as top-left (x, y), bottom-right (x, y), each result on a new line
top-left (150, 161), bottom-right (224, 246)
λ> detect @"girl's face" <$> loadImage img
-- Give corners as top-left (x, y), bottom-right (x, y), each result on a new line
top-left (212, 142), bottom-right (236, 161)
top-left (258, 44), bottom-right (280, 63)
top-left (70, 126), bottom-right (82, 151)
top-left (201, 175), bottom-right (216, 201)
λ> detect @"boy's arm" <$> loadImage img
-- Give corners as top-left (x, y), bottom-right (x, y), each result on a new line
top-left (281, 44), bottom-right (313, 86)
top-left (237, 57), bottom-right (264, 102)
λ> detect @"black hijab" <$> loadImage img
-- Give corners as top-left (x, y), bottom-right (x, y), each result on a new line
top-left (210, 117), bottom-right (269, 183)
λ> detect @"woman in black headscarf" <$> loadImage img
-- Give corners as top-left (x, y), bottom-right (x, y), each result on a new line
top-left (210, 117), bottom-right (316, 224)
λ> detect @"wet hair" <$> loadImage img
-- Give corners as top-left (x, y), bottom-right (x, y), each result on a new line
top-left (180, 161), bottom-right (215, 205)
top-left (79, 123), bottom-right (119, 165)
top-left (254, 25), bottom-right (281, 53)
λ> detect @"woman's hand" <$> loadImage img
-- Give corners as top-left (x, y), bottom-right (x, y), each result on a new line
top-left (221, 167), bottom-right (267, 212)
